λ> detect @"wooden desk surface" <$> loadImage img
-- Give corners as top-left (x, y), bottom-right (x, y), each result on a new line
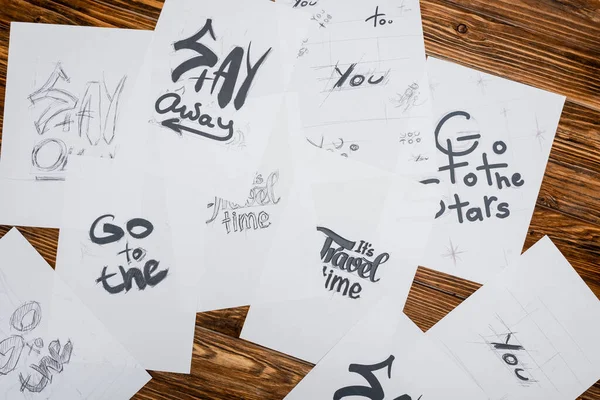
top-left (0, 0), bottom-right (599, 398)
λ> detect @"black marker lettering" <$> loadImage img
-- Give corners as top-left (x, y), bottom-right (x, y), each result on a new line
top-left (89, 214), bottom-right (125, 245)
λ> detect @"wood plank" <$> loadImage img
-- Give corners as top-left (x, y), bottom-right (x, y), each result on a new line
top-left (436, 0), bottom-right (600, 55)
top-left (1, 0), bottom-right (159, 28)
top-left (0, 226), bottom-right (58, 266)
top-left (421, 0), bottom-right (600, 111)
top-left (538, 159), bottom-right (600, 226)
top-left (526, 205), bottom-right (600, 296)
top-left (553, 101), bottom-right (600, 174)
top-left (134, 326), bottom-right (313, 400)
top-left (196, 306), bottom-right (249, 338)
top-left (413, 265), bottom-right (479, 300)
top-left (536, 102), bottom-right (600, 225)
top-left (0, 0), bottom-right (598, 399)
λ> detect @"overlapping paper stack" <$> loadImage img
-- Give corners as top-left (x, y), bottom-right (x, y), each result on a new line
top-left (0, 0), bottom-right (598, 399)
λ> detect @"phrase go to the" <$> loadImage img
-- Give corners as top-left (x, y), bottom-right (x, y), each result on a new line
top-left (89, 214), bottom-right (168, 294)
top-left (426, 111), bottom-right (525, 223)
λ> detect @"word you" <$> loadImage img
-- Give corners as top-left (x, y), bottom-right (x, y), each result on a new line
top-left (292, 0), bottom-right (317, 8)
top-left (365, 6), bottom-right (393, 27)
top-left (157, 18), bottom-right (271, 141)
top-left (28, 64), bottom-right (124, 180)
top-left (424, 111), bottom-right (525, 223)
top-left (331, 62), bottom-right (390, 91)
top-left (399, 131), bottom-right (421, 145)
top-left (334, 355), bottom-right (422, 400)
top-left (90, 214), bottom-right (168, 294)
top-left (488, 332), bottom-right (533, 383)
top-left (306, 135), bottom-right (360, 158)
top-left (318, 227), bottom-right (389, 299)
top-left (312, 9), bottom-right (332, 29)
top-left (206, 171), bottom-right (281, 234)
top-left (0, 301), bottom-right (73, 393)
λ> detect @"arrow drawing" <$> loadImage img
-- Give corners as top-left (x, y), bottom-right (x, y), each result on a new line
top-left (161, 118), bottom-right (234, 142)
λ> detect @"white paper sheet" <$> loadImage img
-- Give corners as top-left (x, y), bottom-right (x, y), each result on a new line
top-left (168, 106), bottom-right (295, 312)
top-left (421, 57), bottom-right (566, 283)
top-left (0, 22), bottom-right (152, 228)
top-left (286, 0), bottom-right (436, 180)
top-left (428, 236), bottom-right (600, 400)
top-left (171, 94), bottom-right (391, 313)
top-left (284, 295), bottom-right (486, 399)
top-left (0, 228), bottom-right (150, 399)
top-left (117, 0), bottom-right (310, 202)
top-left (240, 172), bottom-right (439, 363)
top-left (55, 156), bottom-right (197, 373)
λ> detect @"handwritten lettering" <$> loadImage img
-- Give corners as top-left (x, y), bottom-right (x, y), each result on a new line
top-left (207, 172), bottom-right (280, 233)
top-left (318, 227), bottom-right (390, 299)
top-left (365, 6), bottom-right (394, 27)
top-left (155, 92), bottom-right (234, 141)
top-left (90, 215), bottom-right (168, 294)
top-left (293, 0), bottom-right (317, 8)
top-left (311, 9), bottom-right (332, 28)
top-left (489, 332), bottom-right (532, 383)
top-left (0, 302), bottom-right (73, 393)
top-left (158, 19), bottom-right (272, 141)
top-left (424, 111), bottom-right (525, 223)
top-left (334, 355), bottom-right (422, 400)
top-left (27, 64), bottom-right (124, 180)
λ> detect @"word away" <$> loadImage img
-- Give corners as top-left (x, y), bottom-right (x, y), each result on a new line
top-left (156, 18), bottom-right (271, 141)
top-left (334, 355), bottom-right (422, 400)
top-left (318, 227), bottom-right (389, 299)
top-left (90, 215), bottom-right (168, 294)
top-left (425, 111), bottom-right (525, 223)
top-left (0, 301), bottom-right (73, 393)
top-left (206, 171), bottom-right (280, 233)
top-left (28, 64), bottom-right (125, 180)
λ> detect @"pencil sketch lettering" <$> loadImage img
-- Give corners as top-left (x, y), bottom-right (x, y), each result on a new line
top-left (306, 135), bottom-right (360, 158)
top-left (19, 339), bottom-right (74, 393)
top-left (89, 214), bottom-right (168, 294)
top-left (297, 38), bottom-right (310, 58)
top-left (485, 329), bottom-right (534, 384)
top-left (310, 9), bottom-right (332, 29)
top-left (399, 131), bottom-right (421, 145)
top-left (28, 63), bottom-right (126, 180)
top-left (423, 111), bottom-right (525, 224)
top-left (333, 355), bottom-right (422, 400)
top-left (206, 171), bottom-right (280, 233)
top-left (318, 227), bottom-right (390, 299)
top-left (157, 18), bottom-right (271, 142)
top-left (0, 302), bottom-right (74, 393)
top-left (391, 82), bottom-right (421, 112)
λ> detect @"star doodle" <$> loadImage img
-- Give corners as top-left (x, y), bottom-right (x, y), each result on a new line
top-left (475, 73), bottom-right (490, 95)
top-left (442, 239), bottom-right (465, 266)
top-left (397, 0), bottom-right (412, 15)
top-left (533, 116), bottom-right (546, 150)
top-left (429, 79), bottom-right (440, 100)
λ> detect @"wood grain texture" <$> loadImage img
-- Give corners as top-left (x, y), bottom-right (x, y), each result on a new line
top-left (422, 0), bottom-right (600, 111)
top-left (0, 0), bottom-right (599, 399)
